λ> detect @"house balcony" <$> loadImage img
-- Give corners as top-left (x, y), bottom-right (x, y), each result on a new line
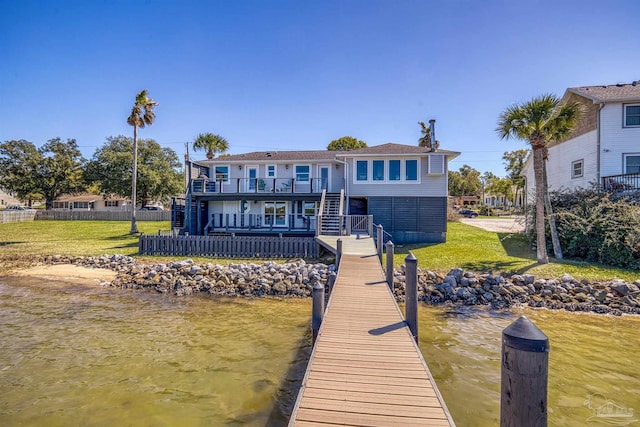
top-left (190, 177), bottom-right (328, 198)
top-left (602, 172), bottom-right (640, 192)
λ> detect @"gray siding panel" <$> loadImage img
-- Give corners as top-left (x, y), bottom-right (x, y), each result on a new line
top-left (367, 196), bottom-right (447, 244)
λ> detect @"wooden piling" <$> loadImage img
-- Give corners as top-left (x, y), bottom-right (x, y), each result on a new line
top-left (312, 282), bottom-right (325, 345)
top-left (385, 240), bottom-right (394, 291)
top-left (376, 224), bottom-right (383, 263)
top-left (501, 316), bottom-right (549, 427)
top-left (336, 238), bottom-right (343, 269)
top-left (404, 252), bottom-right (418, 343)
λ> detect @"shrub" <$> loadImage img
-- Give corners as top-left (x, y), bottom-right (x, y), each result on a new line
top-left (544, 188), bottom-right (640, 269)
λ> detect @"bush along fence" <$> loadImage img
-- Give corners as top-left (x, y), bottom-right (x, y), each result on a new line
top-left (138, 233), bottom-right (319, 258)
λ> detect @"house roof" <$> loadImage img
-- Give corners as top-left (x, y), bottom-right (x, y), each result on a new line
top-left (567, 81), bottom-right (640, 103)
top-left (336, 143), bottom-right (460, 158)
top-left (195, 143), bottom-right (460, 164)
top-left (56, 193), bottom-right (128, 202)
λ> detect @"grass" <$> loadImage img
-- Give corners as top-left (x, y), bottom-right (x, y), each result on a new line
top-left (391, 222), bottom-right (640, 282)
top-left (1, 220), bottom-right (638, 282)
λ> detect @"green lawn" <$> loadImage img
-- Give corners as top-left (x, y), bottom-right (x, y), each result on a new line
top-left (391, 222), bottom-right (640, 282)
top-left (1, 220), bottom-right (638, 282)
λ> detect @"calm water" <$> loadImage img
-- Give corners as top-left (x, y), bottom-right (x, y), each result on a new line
top-left (1, 278), bottom-right (639, 426)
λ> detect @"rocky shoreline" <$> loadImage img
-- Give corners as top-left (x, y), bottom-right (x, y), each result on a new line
top-left (16, 254), bottom-right (640, 316)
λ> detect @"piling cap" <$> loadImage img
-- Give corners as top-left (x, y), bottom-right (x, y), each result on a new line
top-left (405, 252), bottom-right (417, 263)
top-left (503, 316), bottom-right (550, 353)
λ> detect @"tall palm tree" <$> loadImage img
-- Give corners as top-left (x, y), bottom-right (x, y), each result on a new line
top-left (193, 133), bottom-right (229, 160)
top-left (497, 94), bottom-right (581, 264)
top-left (127, 89), bottom-right (158, 234)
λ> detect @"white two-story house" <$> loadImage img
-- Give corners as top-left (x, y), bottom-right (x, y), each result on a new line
top-left (178, 143), bottom-right (460, 244)
top-left (523, 81), bottom-right (640, 200)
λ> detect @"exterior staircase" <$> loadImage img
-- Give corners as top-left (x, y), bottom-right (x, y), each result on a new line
top-left (319, 192), bottom-right (343, 235)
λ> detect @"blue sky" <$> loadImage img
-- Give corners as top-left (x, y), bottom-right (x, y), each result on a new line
top-left (1, 0), bottom-right (638, 176)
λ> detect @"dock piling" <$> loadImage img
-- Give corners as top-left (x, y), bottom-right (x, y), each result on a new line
top-left (385, 240), bottom-right (394, 291)
top-left (404, 252), bottom-right (418, 343)
top-left (500, 316), bottom-right (549, 427)
top-left (336, 238), bottom-right (343, 269)
top-left (312, 282), bottom-right (325, 345)
top-left (376, 224), bottom-right (383, 262)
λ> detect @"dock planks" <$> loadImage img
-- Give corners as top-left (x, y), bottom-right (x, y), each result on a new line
top-left (289, 237), bottom-right (454, 426)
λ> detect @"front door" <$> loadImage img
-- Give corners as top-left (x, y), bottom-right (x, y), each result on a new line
top-left (319, 165), bottom-right (330, 192)
top-left (246, 166), bottom-right (258, 192)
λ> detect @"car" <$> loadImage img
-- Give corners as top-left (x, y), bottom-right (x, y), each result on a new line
top-left (5, 205), bottom-right (34, 211)
top-left (140, 206), bottom-right (164, 211)
top-left (458, 209), bottom-right (478, 218)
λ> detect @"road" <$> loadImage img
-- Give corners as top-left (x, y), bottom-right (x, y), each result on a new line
top-left (458, 216), bottom-right (525, 233)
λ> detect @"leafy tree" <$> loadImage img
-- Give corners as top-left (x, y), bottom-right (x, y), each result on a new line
top-left (0, 140), bottom-right (41, 204)
top-left (327, 136), bottom-right (367, 151)
top-left (193, 133), bottom-right (229, 159)
top-left (127, 89), bottom-right (158, 233)
top-left (503, 149), bottom-right (529, 207)
top-left (0, 138), bottom-right (85, 209)
top-left (85, 136), bottom-right (183, 208)
top-left (485, 176), bottom-right (513, 204)
top-left (418, 121), bottom-right (439, 150)
top-left (497, 94), bottom-right (581, 263)
top-left (448, 165), bottom-right (482, 196)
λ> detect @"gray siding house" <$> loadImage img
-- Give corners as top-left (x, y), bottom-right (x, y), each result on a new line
top-left (178, 143), bottom-right (459, 244)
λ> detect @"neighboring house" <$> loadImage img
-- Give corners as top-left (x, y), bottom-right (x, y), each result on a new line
top-left (52, 193), bottom-right (129, 211)
top-left (179, 143), bottom-right (460, 244)
top-left (523, 81), bottom-right (640, 202)
top-left (0, 189), bottom-right (20, 208)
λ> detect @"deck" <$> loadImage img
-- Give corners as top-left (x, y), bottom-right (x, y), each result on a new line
top-left (290, 236), bottom-right (454, 426)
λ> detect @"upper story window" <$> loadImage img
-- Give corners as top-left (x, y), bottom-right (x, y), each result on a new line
top-left (266, 165), bottom-right (276, 178)
top-left (389, 160), bottom-right (400, 181)
top-left (372, 160), bottom-right (385, 181)
top-left (624, 154), bottom-right (640, 173)
top-left (405, 159), bottom-right (418, 181)
top-left (625, 104), bottom-right (640, 127)
top-left (356, 160), bottom-right (368, 181)
top-left (295, 165), bottom-right (310, 182)
top-left (214, 165), bottom-right (229, 182)
top-left (571, 159), bottom-right (584, 178)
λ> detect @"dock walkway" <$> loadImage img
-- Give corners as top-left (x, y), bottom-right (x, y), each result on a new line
top-left (289, 236), bottom-right (454, 426)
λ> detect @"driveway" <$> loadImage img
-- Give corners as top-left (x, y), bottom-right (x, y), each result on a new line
top-left (458, 216), bottom-right (525, 233)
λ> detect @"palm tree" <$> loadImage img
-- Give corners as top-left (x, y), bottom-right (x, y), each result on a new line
top-left (497, 94), bottom-right (581, 264)
top-left (127, 89), bottom-right (158, 234)
top-left (193, 133), bottom-right (229, 160)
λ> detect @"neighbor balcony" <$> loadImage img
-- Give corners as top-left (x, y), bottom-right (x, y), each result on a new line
top-left (602, 172), bottom-right (640, 192)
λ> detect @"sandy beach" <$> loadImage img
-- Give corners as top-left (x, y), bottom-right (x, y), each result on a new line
top-left (10, 264), bottom-right (117, 284)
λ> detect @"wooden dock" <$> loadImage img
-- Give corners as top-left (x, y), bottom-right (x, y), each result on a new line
top-left (290, 236), bottom-right (454, 426)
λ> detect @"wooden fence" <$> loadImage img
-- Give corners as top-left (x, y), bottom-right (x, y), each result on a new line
top-left (0, 211), bottom-right (37, 224)
top-left (36, 210), bottom-right (170, 221)
top-left (139, 234), bottom-right (319, 258)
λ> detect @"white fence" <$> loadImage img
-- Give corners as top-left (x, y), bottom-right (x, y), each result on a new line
top-left (36, 210), bottom-right (170, 221)
top-left (0, 211), bottom-right (37, 223)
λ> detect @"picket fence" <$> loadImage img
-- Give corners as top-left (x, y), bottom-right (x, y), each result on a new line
top-left (0, 211), bottom-right (37, 224)
top-left (139, 234), bottom-right (319, 258)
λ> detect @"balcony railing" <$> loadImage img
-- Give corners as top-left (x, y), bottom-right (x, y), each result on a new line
top-left (602, 172), bottom-right (640, 192)
top-left (191, 177), bottom-right (328, 195)
top-left (205, 213), bottom-right (316, 234)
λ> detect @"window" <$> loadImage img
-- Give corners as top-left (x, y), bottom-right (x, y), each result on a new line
top-left (264, 201), bottom-right (286, 226)
top-left (304, 202), bottom-right (317, 216)
top-left (571, 160), bottom-right (584, 178)
top-left (266, 165), bottom-right (276, 178)
top-left (389, 160), bottom-right (400, 181)
top-left (356, 160), bottom-right (368, 181)
top-left (405, 159), bottom-right (418, 181)
top-left (74, 202), bottom-right (89, 209)
top-left (214, 165), bottom-right (229, 182)
top-left (295, 165), bottom-right (310, 182)
top-left (625, 154), bottom-right (640, 174)
top-left (372, 160), bottom-right (385, 181)
top-left (625, 104), bottom-right (640, 127)
top-left (53, 201), bottom-right (68, 209)
top-left (105, 200), bottom-right (118, 207)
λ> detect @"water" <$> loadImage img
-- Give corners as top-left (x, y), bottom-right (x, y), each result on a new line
top-left (0, 278), bottom-right (311, 426)
top-left (1, 278), bottom-right (639, 426)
